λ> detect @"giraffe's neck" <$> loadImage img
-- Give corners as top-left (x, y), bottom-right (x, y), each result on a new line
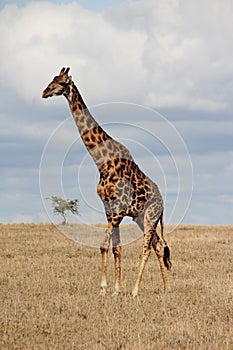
top-left (64, 82), bottom-right (112, 169)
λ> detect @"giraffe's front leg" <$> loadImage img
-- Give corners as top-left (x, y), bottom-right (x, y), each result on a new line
top-left (112, 227), bottom-right (121, 295)
top-left (100, 226), bottom-right (112, 295)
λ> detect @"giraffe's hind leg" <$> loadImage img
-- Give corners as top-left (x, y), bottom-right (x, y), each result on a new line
top-left (132, 205), bottom-right (161, 297)
top-left (151, 233), bottom-right (169, 292)
top-left (132, 231), bottom-right (153, 297)
top-left (132, 204), bottom-right (168, 296)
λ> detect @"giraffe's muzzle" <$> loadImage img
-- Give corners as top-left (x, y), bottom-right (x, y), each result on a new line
top-left (42, 90), bottom-right (49, 98)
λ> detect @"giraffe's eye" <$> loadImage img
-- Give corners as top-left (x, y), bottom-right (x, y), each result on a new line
top-left (59, 82), bottom-right (66, 87)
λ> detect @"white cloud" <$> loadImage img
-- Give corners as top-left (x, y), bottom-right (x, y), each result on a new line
top-left (0, 0), bottom-right (233, 110)
top-left (0, 0), bottom-right (233, 225)
top-left (105, 0), bottom-right (233, 110)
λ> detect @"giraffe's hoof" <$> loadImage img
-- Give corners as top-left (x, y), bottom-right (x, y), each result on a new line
top-left (112, 287), bottom-right (121, 296)
top-left (164, 284), bottom-right (171, 293)
top-left (132, 287), bottom-right (139, 298)
top-left (100, 287), bottom-right (107, 296)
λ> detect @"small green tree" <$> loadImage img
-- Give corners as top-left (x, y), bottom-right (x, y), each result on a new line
top-left (49, 196), bottom-right (79, 224)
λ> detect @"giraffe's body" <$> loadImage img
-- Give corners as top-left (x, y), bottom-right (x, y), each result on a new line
top-left (42, 67), bottom-right (171, 296)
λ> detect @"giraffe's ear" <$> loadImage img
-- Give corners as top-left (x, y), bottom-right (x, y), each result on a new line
top-left (65, 67), bottom-right (70, 75)
top-left (60, 67), bottom-right (66, 75)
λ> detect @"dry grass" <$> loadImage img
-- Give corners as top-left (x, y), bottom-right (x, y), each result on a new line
top-left (0, 223), bottom-right (232, 349)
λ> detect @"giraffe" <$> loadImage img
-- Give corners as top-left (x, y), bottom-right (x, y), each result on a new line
top-left (42, 67), bottom-right (172, 297)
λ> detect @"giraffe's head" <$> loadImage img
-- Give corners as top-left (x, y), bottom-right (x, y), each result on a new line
top-left (42, 67), bottom-right (72, 98)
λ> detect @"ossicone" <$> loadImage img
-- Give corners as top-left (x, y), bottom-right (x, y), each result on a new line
top-left (59, 67), bottom-right (70, 76)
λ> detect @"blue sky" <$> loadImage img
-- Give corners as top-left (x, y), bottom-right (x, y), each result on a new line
top-left (0, 0), bottom-right (136, 11)
top-left (0, 0), bottom-right (233, 226)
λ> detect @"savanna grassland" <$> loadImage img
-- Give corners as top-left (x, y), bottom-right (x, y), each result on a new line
top-left (0, 223), bottom-right (232, 350)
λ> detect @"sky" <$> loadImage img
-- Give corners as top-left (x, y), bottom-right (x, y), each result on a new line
top-left (0, 0), bottom-right (233, 228)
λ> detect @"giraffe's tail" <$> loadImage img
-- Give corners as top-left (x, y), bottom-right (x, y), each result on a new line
top-left (160, 213), bottom-right (172, 270)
